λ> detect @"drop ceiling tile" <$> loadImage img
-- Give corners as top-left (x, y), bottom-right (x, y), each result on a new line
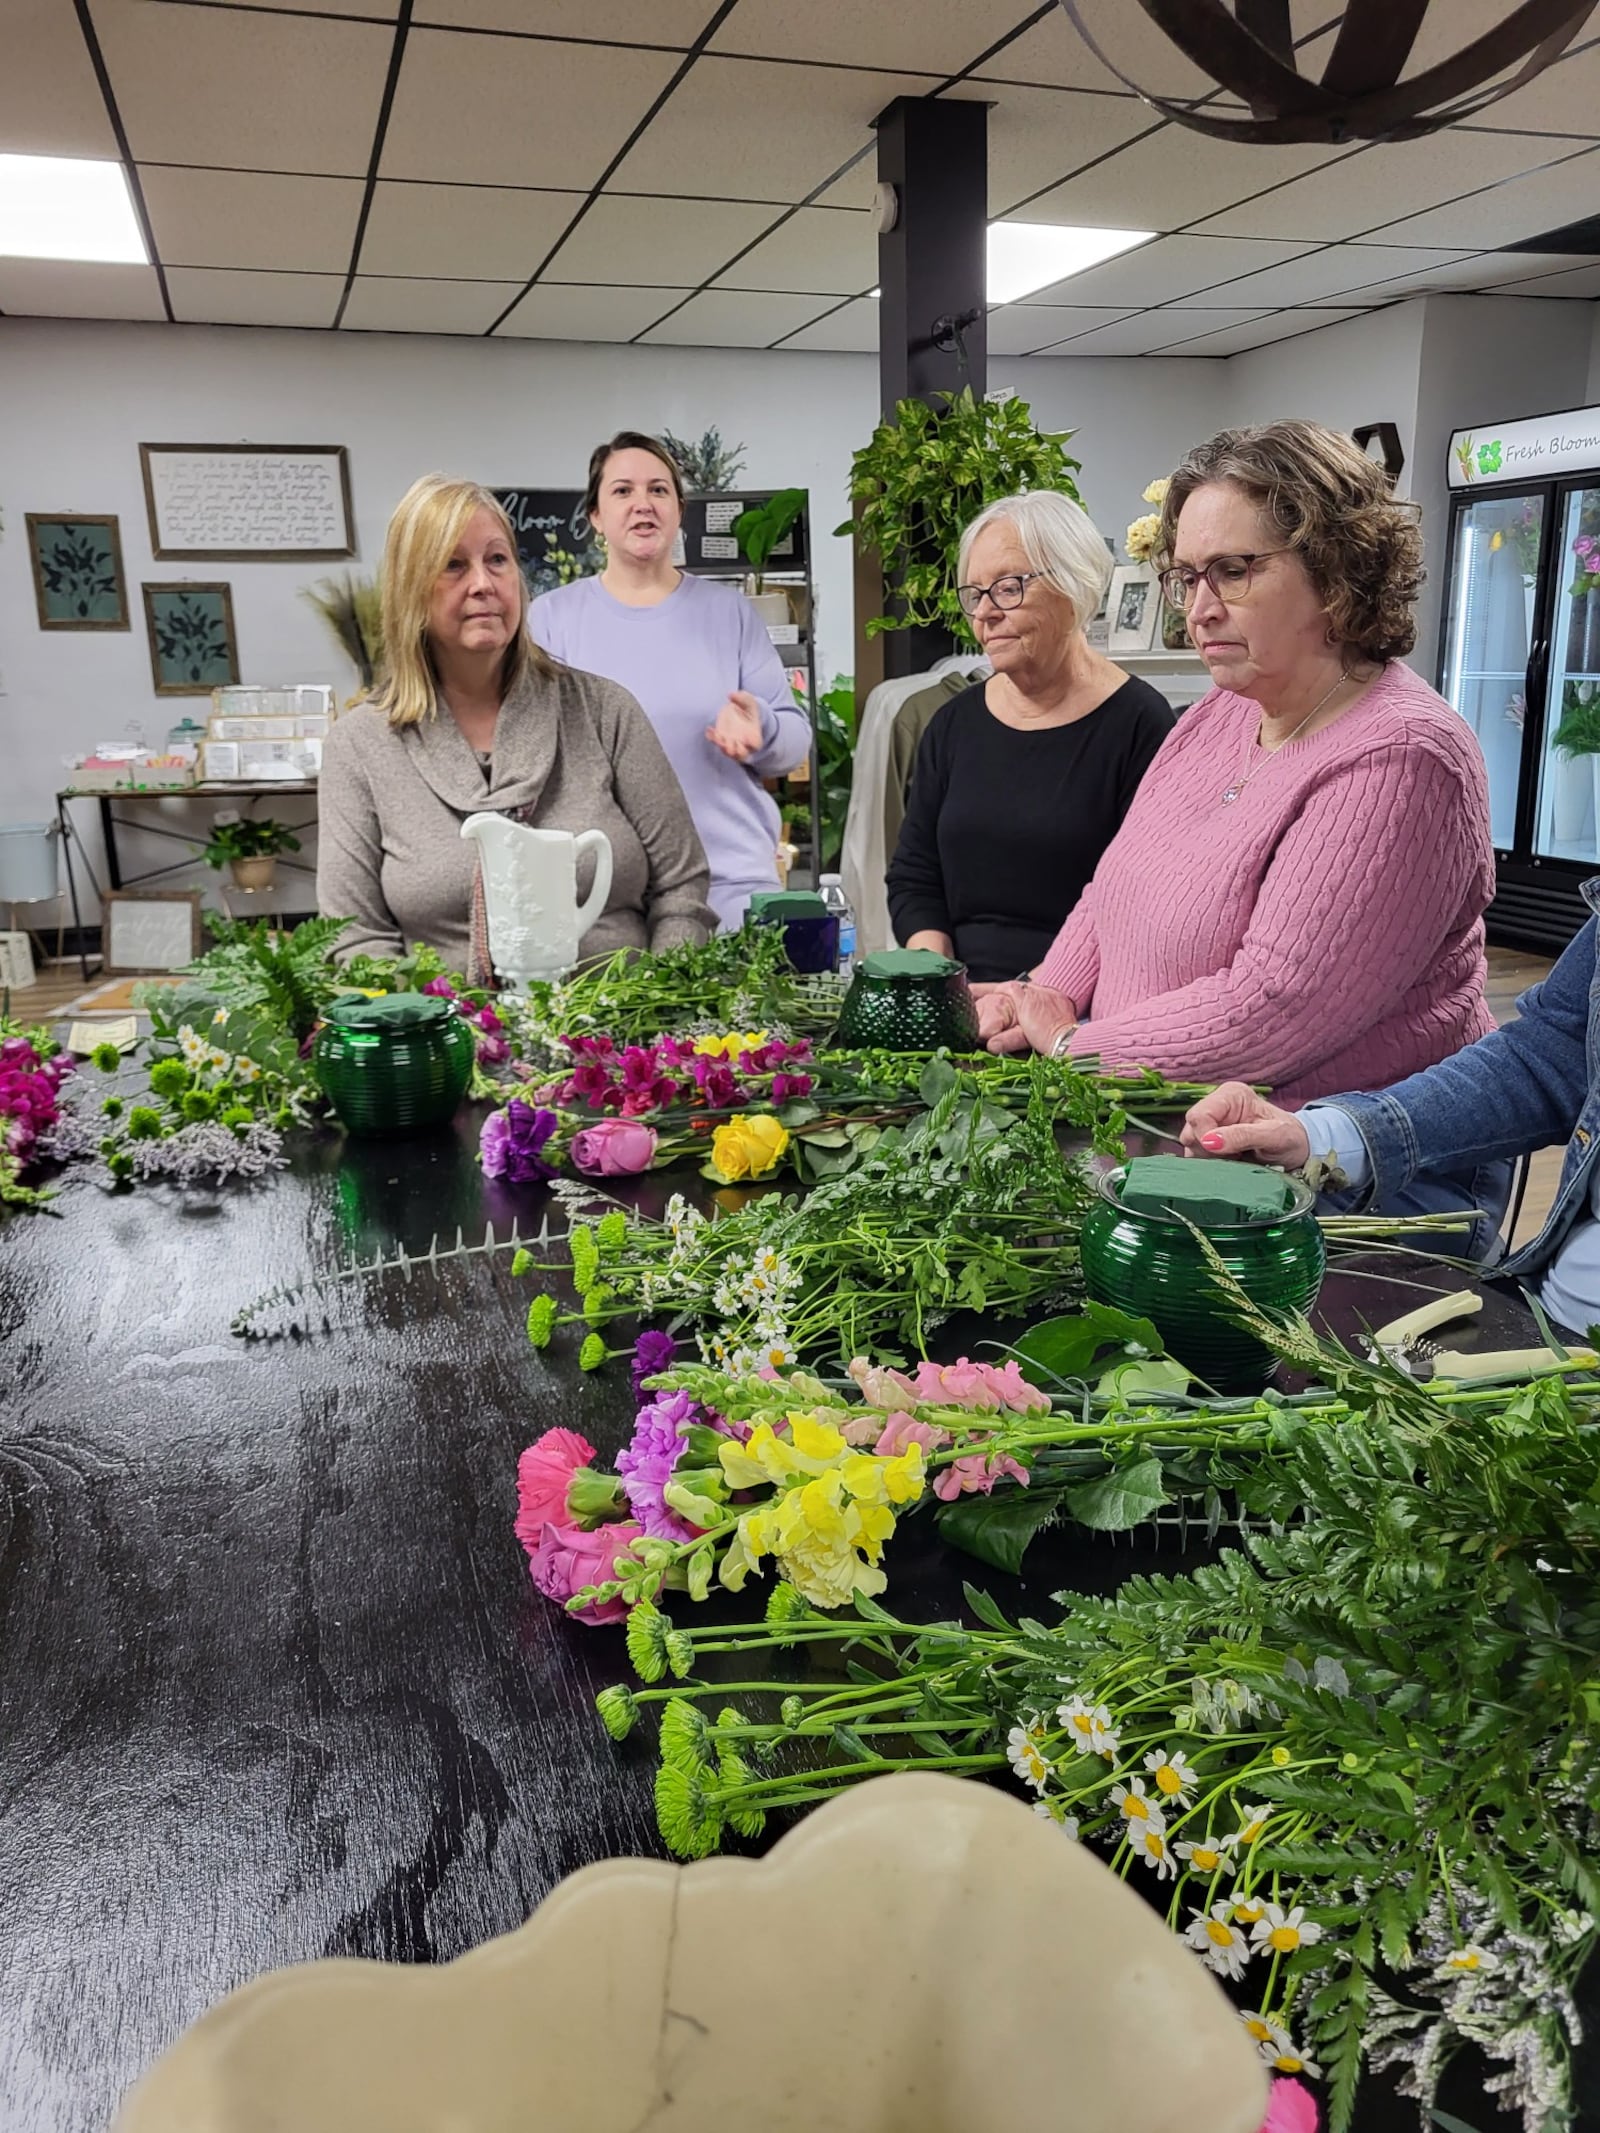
top-left (1159, 308), bottom-right (1369, 358)
top-left (1195, 131), bottom-right (1588, 242)
top-left (1018, 234), bottom-right (1313, 307)
top-left (381, 30), bottom-right (679, 189)
top-left (339, 275), bottom-right (520, 333)
top-left (1476, 259), bottom-right (1600, 300)
top-left (1017, 130), bottom-right (1356, 232)
top-left (495, 281), bottom-right (697, 340)
top-left (606, 56), bottom-right (940, 203)
top-left (359, 181), bottom-right (578, 280)
top-left (981, 0), bottom-right (1223, 100)
top-left (777, 297), bottom-right (881, 352)
top-left (1463, 37), bottom-right (1600, 137)
top-left (140, 168), bottom-right (364, 272)
top-left (986, 303), bottom-right (1139, 356)
top-left (414, 0), bottom-right (711, 38)
top-left (1039, 306), bottom-right (1280, 356)
top-left (811, 149), bottom-right (890, 213)
top-left (191, 0), bottom-right (399, 10)
top-left (1204, 242), bottom-right (1478, 309)
top-left (1340, 249), bottom-right (1587, 302)
top-left (0, 259), bottom-right (165, 320)
top-left (638, 289), bottom-right (840, 347)
top-left (91, 0), bottom-right (393, 176)
top-left (549, 195), bottom-right (781, 287)
top-left (0, 0), bottom-right (119, 156)
top-left (1367, 144), bottom-right (1600, 248)
top-left (972, 84), bottom-right (1156, 215)
top-left (710, 204), bottom-right (875, 294)
top-left (165, 266), bottom-right (344, 327)
top-left (707, 0), bottom-right (1022, 75)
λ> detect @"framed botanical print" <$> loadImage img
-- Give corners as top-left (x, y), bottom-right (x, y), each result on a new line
top-left (1108, 564), bottom-right (1160, 655)
top-left (142, 582), bottom-right (240, 695)
top-left (26, 513), bottom-right (130, 630)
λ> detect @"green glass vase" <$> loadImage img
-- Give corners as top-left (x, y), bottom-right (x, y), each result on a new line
top-left (315, 993), bottom-right (475, 1138)
top-left (832, 949), bottom-right (980, 1051)
top-left (1079, 1163), bottom-right (1325, 1392)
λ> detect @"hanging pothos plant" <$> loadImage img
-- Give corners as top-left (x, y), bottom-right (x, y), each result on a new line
top-left (839, 388), bottom-right (1083, 642)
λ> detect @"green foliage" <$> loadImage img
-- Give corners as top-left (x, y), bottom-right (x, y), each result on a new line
top-left (658, 427), bottom-right (746, 495)
top-left (731, 488), bottom-right (805, 586)
top-left (201, 818), bottom-right (301, 869)
top-left (812, 673), bottom-right (857, 870)
top-left (840, 388), bottom-right (1082, 642)
top-left (150, 914), bottom-right (347, 1042)
top-left (1553, 678), bottom-right (1600, 759)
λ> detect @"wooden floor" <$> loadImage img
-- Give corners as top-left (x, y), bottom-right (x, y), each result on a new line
top-left (7, 945), bottom-right (1564, 1244)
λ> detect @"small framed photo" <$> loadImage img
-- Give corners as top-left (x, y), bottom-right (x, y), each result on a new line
top-left (142, 582), bottom-right (240, 696)
top-left (26, 513), bottom-right (129, 630)
top-left (1108, 564), bottom-right (1160, 654)
top-left (102, 891), bottom-right (203, 976)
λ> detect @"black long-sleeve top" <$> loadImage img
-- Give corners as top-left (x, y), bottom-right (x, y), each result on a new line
top-left (886, 675), bottom-right (1176, 982)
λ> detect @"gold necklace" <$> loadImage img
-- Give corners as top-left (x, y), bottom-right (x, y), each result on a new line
top-left (1220, 674), bottom-right (1349, 805)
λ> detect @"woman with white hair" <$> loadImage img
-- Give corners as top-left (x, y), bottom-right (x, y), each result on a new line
top-left (886, 490), bottom-right (1174, 981)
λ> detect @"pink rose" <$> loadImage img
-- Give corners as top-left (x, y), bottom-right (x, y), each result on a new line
top-left (932, 1451), bottom-right (1030, 1501)
top-left (1259, 2080), bottom-right (1318, 2133)
top-left (570, 1118), bottom-right (659, 1176)
top-left (913, 1357), bottom-right (1001, 1410)
top-left (875, 1411), bottom-right (952, 1458)
top-left (515, 1429), bottom-right (597, 1552)
top-left (846, 1358), bottom-right (921, 1410)
top-left (527, 1518), bottom-right (645, 1626)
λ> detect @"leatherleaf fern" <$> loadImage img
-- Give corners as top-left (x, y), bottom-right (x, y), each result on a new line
top-left (602, 1347), bottom-right (1600, 2133)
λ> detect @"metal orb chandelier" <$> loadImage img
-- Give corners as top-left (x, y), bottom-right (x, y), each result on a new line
top-left (1058, 1), bottom-right (1597, 144)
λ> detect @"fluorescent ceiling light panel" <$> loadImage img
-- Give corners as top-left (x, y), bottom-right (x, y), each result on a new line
top-left (0, 155), bottom-right (146, 263)
top-left (986, 221), bottom-right (1152, 303)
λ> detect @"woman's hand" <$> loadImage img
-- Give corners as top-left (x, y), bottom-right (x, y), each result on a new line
top-left (1180, 1082), bottom-right (1311, 1169)
top-left (906, 928), bottom-right (955, 957)
top-left (974, 981), bottom-right (1076, 1056)
top-left (706, 691), bottom-right (766, 762)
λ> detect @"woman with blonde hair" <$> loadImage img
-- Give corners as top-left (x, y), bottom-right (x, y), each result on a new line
top-left (317, 474), bottom-right (713, 976)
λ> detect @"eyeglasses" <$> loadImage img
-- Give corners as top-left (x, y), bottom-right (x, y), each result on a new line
top-left (1158, 550), bottom-right (1292, 609)
top-left (955, 571), bottom-right (1043, 619)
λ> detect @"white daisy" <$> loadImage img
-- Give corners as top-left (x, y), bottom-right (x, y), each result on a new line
top-left (1249, 1901), bottom-right (1323, 1956)
top-left (1184, 1903), bottom-right (1251, 1980)
top-left (1108, 1775), bottom-right (1159, 1824)
top-left (1006, 1723), bottom-right (1051, 1794)
top-left (1130, 1818), bottom-right (1177, 1878)
top-left (1144, 1744), bottom-right (1200, 1805)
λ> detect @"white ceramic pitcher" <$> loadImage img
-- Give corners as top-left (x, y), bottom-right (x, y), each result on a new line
top-left (459, 815), bottom-right (613, 992)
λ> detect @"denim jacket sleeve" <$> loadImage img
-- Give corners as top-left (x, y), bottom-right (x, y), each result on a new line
top-left (1322, 920), bottom-right (1596, 1208)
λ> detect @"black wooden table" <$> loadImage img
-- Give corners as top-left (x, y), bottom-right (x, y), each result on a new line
top-left (0, 1113), bottom-right (1590, 2131)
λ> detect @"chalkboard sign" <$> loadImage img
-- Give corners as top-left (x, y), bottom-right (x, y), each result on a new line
top-left (493, 490), bottom-right (605, 598)
top-left (141, 444), bottom-right (355, 561)
top-left (102, 891), bottom-right (202, 975)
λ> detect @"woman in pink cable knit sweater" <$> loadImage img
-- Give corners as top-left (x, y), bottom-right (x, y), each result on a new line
top-left (975, 419), bottom-right (1494, 1106)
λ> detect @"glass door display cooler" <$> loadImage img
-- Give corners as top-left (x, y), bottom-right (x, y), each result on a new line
top-left (1440, 406), bottom-right (1600, 951)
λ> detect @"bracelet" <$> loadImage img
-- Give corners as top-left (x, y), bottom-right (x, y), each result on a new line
top-left (1048, 1025), bottom-right (1075, 1060)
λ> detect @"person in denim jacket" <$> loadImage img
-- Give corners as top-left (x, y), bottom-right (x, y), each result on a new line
top-left (1180, 889), bottom-right (1600, 1334)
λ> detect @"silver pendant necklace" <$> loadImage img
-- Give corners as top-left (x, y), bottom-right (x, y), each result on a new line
top-left (1220, 673), bottom-right (1349, 805)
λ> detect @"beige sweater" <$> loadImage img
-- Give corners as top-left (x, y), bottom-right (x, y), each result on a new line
top-left (317, 661), bottom-right (715, 970)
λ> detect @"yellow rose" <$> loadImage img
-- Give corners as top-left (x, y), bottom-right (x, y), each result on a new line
top-left (710, 1113), bottom-right (791, 1181)
top-left (1142, 476), bottom-right (1171, 505)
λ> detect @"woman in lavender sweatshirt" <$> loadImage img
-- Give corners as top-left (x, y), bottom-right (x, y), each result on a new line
top-left (529, 432), bottom-right (812, 928)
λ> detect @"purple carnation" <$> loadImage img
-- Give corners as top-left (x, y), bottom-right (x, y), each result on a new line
top-left (616, 1388), bottom-right (703, 1539)
top-left (479, 1099), bottom-right (558, 1184)
top-left (631, 1328), bottom-right (678, 1401)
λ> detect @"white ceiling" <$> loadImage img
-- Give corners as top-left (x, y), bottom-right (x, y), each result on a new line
top-left (3, 0), bottom-right (1600, 358)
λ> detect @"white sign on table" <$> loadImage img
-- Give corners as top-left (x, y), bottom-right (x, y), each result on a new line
top-left (140, 444), bottom-right (355, 560)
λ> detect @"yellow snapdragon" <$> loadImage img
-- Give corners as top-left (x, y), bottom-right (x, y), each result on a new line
top-left (716, 1412), bottom-right (927, 1607)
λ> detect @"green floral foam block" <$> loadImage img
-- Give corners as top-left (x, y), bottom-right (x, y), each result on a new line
top-left (1116, 1154), bottom-right (1294, 1227)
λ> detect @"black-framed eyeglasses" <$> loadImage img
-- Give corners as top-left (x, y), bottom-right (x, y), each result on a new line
top-left (955, 570), bottom-right (1043, 619)
top-left (1158, 550), bottom-right (1292, 609)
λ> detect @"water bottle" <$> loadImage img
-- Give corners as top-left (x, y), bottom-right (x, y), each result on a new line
top-left (818, 873), bottom-right (857, 975)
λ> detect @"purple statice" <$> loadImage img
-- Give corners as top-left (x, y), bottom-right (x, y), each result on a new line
top-left (479, 1099), bottom-right (558, 1184)
top-left (615, 1388), bottom-right (703, 1539)
top-left (630, 1328), bottom-right (678, 1402)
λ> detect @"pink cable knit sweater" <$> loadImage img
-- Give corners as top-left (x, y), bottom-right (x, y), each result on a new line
top-left (1035, 662), bottom-right (1495, 1104)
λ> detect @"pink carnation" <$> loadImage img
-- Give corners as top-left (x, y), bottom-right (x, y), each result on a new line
top-left (932, 1451), bottom-right (1029, 1501)
top-left (570, 1118), bottom-right (658, 1175)
top-left (526, 1518), bottom-right (644, 1626)
top-left (1259, 2080), bottom-right (1318, 2133)
top-left (875, 1411), bottom-right (952, 1458)
top-left (515, 1429), bottom-right (597, 1551)
top-left (846, 1358), bottom-right (920, 1410)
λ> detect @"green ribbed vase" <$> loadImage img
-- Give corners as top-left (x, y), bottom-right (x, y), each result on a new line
top-left (315, 993), bottom-right (475, 1138)
top-left (832, 949), bottom-right (980, 1052)
top-left (1079, 1164), bottom-right (1325, 1392)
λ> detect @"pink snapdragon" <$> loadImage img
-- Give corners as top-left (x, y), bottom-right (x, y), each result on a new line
top-left (874, 1411), bottom-right (952, 1458)
top-left (846, 1359), bottom-right (921, 1410)
top-left (932, 1451), bottom-right (1030, 1501)
top-left (911, 1356), bottom-right (1051, 1414)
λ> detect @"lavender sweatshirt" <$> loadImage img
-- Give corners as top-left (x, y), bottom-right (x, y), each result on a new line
top-left (529, 572), bottom-right (812, 928)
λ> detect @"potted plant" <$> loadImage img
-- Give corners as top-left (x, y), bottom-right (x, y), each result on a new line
top-left (1552, 678), bottom-right (1600, 851)
top-left (732, 488), bottom-right (806, 629)
top-left (203, 817), bottom-right (301, 892)
top-left (1125, 477), bottom-right (1189, 651)
top-left (840, 388), bottom-right (1082, 645)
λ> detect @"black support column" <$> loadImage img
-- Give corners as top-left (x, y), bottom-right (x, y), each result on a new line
top-left (872, 95), bottom-right (989, 679)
